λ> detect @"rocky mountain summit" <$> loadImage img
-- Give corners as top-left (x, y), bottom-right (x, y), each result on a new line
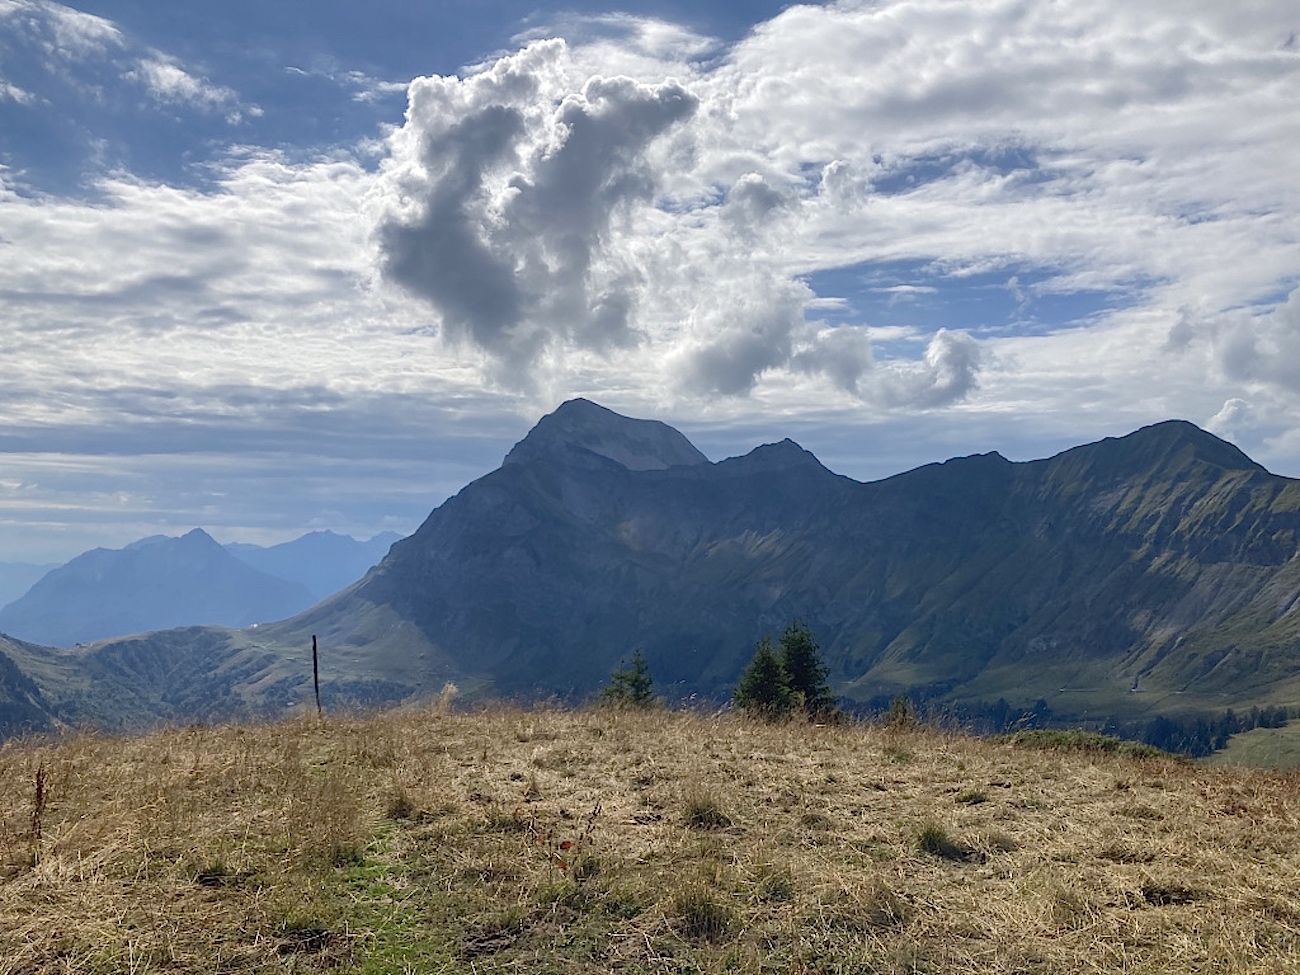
top-left (503, 397), bottom-right (708, 471)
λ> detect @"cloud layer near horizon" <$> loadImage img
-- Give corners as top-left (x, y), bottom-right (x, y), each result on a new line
top-left (2, 0), bottom-right (1298, 560)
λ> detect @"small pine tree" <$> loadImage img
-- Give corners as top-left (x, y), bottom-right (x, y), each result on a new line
top-left (778, 620), bottom-right (835, 718)
top-left (885, 695), bottom-right (914, 729)
top-left (601, 650), bottom-right (657, 708)
top-left (733, 636), bottom-right (795, 719)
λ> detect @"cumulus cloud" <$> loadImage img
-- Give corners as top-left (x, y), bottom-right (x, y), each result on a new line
top-left (375, 41), bottom-right (698, 382)
top-left (368, 1), bottom-right (1297, 413)
top-left (790, 326), bottom-right (981, 407)
top-left (1205, 398), bottom-right (1254, 442)
top-left (371, 35), bottom-right (989, 404)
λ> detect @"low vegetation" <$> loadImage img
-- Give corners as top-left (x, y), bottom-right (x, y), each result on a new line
top-left (3, 704), bottom-right (1300, 973)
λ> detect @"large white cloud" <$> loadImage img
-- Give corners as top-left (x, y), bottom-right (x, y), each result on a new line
top-left (374, 41), bottom-right (699, 383)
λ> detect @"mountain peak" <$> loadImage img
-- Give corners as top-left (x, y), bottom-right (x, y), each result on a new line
top-left (1126, 420), bottom-right (1265, 472)
top-left (503, 398), bottom-right (709, 471)
top-left (725, 438), bottom-right (829, 473)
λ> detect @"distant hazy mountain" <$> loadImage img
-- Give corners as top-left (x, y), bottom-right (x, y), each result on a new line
top-left (225, 530), bottom-right (402, 600)
top-left (0, 561), bottom-right (57, 610)
top-left (0, 529), bottom-right (315, 646)
top-left (4, 400), bottom-right (1300, 736)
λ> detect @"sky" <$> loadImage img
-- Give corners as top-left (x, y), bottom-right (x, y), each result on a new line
top-left (1, 0), bottom-right (1298, 564)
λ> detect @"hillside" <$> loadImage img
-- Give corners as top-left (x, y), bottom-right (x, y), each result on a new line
top-left (0, 637), bottom-right (57, 737)
top-left (0, 561), bottom-right (56, 609)
top-left (1, 705), bottom-right (1298, 973)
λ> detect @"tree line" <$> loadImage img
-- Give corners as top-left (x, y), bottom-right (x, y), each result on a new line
top-left (602, 626), bottom-right (1289, 756)
top-left (602, 620), bottom-right (837, 721)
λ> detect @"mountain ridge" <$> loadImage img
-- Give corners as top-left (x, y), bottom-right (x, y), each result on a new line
top-left (3, 402), bottom-right (1298, 736)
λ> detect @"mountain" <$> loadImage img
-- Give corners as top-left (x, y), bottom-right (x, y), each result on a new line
top-left (257, 410), bottom-right (1300, 716)
top-left (3, 403), bottom-right (1300, 735)
top-left (502, 397), bottom-right (709, 471)
top-left (225, 530), bottom-right (402, 600)
top-left (0, 561), bottom-right (57, 609)
top-left (0, 529), bottom-right (316, 647)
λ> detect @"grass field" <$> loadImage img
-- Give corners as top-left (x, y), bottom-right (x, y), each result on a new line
top-left (3, 702), bottom-right (1300, 973)
top-left (1205, 724), bottom-right (1300, 769)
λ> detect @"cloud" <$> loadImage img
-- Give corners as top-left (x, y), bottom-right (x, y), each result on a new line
top-left (124, 58), bottom-right (241, 115)
top-left (375, 41), bottom-right (698, 382)
top-left (0, 1), bottom-right (252, 120)
top-left (23, 0), bottom-right (123, 59)
top-left (367, 1), bottom-right (1296, 414)
top-left (791, 326), bottom-right (875, 396)
top-left (370, 36), bottom-right (989, 403)
top-left (1204, 287), bottom-right (1300, 392)
top-left (789, 325), bottom-right (981, 406)
top-left (1205, 398), bottom-right (1254, 442)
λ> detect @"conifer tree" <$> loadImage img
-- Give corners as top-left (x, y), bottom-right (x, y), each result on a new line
top-left (778, 620), bottom-right (835, 718)
top-left (733, 636), bottom-right (794, 719)
top-left (601, 650), bottom-right (657, 708)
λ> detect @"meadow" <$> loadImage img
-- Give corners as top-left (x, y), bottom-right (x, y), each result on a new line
top-left (2, 701), bottom-right (1299, 973)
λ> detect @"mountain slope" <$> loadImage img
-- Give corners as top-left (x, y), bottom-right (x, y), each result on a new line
top-left (0, 636), bottom-right (59, 737)
top-left (502, 397), bottom-right (708, 471)
top-left (0, 561), bottom-right (57, 610)
top-left (0, 529), bottom-right (315, 646)
top-left (225, 530), bottom-right (402, 600)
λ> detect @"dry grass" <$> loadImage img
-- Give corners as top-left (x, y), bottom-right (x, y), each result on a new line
top-left (2, 705), bottom-right (1299, 973)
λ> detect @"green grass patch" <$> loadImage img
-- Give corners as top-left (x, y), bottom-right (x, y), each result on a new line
top-left (1002, 728), bottom-right (1168, 759)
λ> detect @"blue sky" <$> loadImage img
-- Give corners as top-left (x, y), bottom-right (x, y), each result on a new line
top-left (1, 0), bottom-right (1298, 563)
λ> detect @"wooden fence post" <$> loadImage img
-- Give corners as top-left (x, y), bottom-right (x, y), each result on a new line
top-left (312, 634), bottom-right (322, 717)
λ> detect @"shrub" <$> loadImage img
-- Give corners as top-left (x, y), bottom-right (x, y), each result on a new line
top-left (673, 885), bottom-right (734, 942)
top-left (885, 696), bottom-right (915, 729)
top-left (683, 783), bottom-right (733, 830)
top-left (1003, 729), bottom-right (1167, 759)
